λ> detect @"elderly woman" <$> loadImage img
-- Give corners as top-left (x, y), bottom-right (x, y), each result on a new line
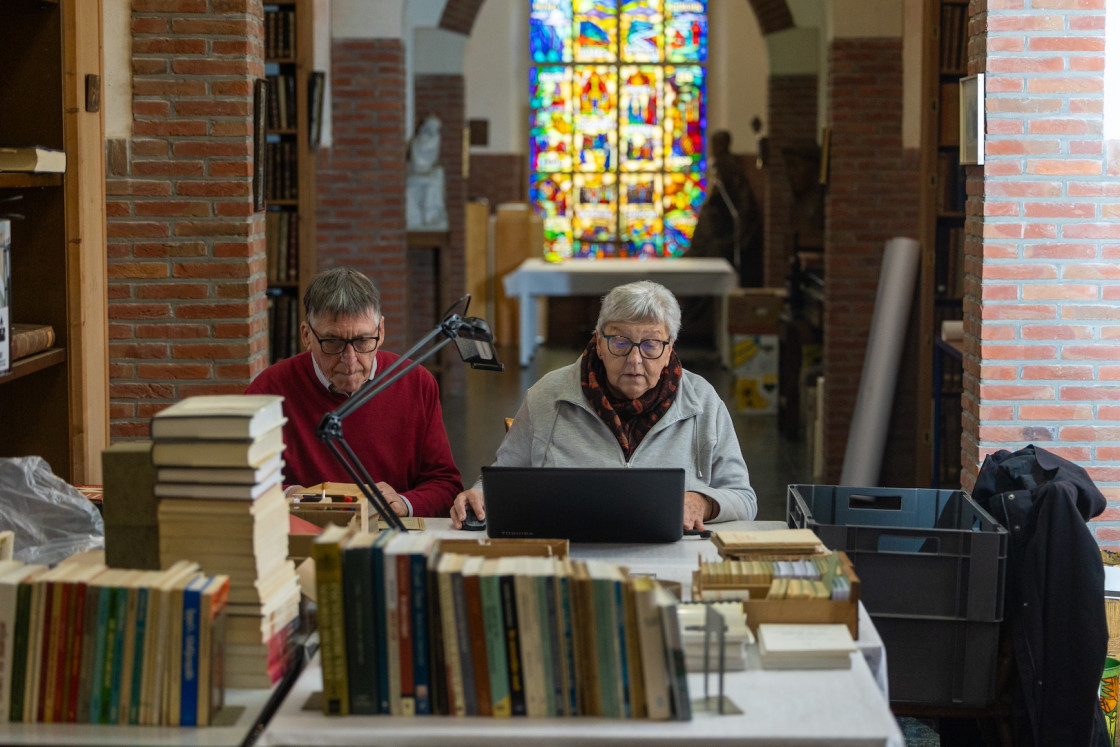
top-left (451, 280), bottom-right (757, 530)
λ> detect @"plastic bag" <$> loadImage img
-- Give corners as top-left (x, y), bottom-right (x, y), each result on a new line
top-left (0, 455), bottom-right (104, 565)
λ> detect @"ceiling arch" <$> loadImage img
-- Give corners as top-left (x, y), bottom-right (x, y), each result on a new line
top-left (437, 0), bottom-right (794, 37)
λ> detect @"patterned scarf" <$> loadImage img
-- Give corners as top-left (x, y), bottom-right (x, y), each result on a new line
top-left (580, 334), bottom-right (682, 460)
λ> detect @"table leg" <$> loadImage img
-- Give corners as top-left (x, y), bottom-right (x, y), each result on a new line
top-left (519, 292), bottom-right (536, 367)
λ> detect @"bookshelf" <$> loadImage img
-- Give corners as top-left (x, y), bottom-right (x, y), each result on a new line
top-left (917, 0), bottom-right (968, 488)
top-left (264, 0), bottom-right (317, 363)
top-left (0, 0), bottom-right (108, 484)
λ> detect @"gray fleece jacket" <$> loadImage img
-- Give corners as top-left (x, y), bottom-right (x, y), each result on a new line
top-left (475, 358), bottom-right (758, 521)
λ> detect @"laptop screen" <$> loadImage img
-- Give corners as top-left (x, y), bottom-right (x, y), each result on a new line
top-left (480, 466), bottom-right (685, 543)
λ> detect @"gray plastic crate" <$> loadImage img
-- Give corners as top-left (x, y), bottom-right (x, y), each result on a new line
top-left (787, 484), bottom-right (1008, 707)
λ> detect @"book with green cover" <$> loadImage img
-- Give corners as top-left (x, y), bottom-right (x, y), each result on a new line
top-left (478, 558), bottom-right (511, 717)
top-left (312, 524), bottom-right (353, 715)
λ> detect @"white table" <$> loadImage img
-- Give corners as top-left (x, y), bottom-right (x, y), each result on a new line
top-left (502, 258), bottom-right (738, 367)
top-left (257, 520), bottom-right (903, 746)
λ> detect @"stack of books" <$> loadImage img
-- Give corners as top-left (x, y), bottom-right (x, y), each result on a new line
top-left (0, 557), bottom-right (229, 726)
top-left (312, 530), bottom-right (692, 721)
top-left (152, 394), bottom-right (302, 690)
top-left (756, 623), bottom-right (856, 670)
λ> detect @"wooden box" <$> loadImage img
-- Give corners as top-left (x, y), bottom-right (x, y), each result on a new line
top-left (437, 537), bottom-right (569, 560)
top-left (692, 551), bottom-right (861, 638)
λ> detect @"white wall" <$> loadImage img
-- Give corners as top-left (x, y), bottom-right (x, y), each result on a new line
top-left (464, 1), bottom-right (527, 153)
top-left (709, 0), bottom-right (769, 150)
top-left (104, 0), bottom-right (131, 139)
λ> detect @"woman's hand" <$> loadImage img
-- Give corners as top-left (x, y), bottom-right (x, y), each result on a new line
top-left (451, 488), bottom-right (485, 529)
top-left (684, 491), bottom-right (713, 531)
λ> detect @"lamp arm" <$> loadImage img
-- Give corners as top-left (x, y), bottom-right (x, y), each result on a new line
top-left (320, 437), bottom-right (407, 532)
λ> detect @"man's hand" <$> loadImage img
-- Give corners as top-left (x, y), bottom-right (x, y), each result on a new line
top-left (451, 488), bottom-right (485, 530)
top-left (374, 481), bottom-right (408, 517)
top-left (684, 491), bottom-right (712, 531)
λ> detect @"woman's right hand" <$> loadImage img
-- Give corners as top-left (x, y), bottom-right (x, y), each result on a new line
top-left (450, 488), bottom-right (485, 529)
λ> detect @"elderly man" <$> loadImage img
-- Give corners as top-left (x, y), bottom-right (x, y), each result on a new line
top-left (246, 267), bottom-right (462, 517)
top-left (452, 280), bottom-right (757, 530)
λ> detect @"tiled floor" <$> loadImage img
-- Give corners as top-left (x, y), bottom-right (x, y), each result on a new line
top-left (439, 343), bottom-right (809, 521)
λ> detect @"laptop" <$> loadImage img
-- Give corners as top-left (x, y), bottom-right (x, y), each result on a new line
top-left (480, 466), bottom-right (685, 543)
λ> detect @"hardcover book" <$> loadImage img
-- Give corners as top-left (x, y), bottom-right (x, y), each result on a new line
top-left (150, 394), bottom-right (286, 440)
top-left (0, 146), bottom-right (66, 173)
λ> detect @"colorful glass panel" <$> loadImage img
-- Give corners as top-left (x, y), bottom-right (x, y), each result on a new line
top-left (619, 66), bottom-right (662, 172)
top-left (530, 174), bottom-right (574, 259)
top-left (621, 174), bottom-right (663, 256)
top-left (621, 1), bottom-right (663, 63)
top-left (574, 66), bottom-right (617, 172)
top-left (528, 1), bottom-right (706, 258)
top-left (665, 0), bottom-right (707, 63)
top-left (574, 0), bottom-right (618, 63)
top-left (530, 0), bottom-right (574, 63)
top-left (662, 172), bottom-right (704, 256)
top-left (530, 67), bottom-right (573, 172)
top-left (664, 65), bottom-right (705, 172)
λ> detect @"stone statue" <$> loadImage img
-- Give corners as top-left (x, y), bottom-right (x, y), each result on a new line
top-left (406, 114), bottom-right (448, 230)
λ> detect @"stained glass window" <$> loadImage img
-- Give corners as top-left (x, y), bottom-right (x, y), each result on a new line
top-left (530, 0), bottom-right (707, 259)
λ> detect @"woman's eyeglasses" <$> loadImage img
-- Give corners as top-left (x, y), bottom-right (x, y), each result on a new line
top-left (308, 324), bottom-right (380, 355)
top-left (602, 334), bottom-right (670, 359)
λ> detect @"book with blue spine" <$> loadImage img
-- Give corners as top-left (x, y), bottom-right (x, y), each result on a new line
top-left (178, 574), bottom-right (210, 727)
top-left (127, 583), bottom-right (151, 725)
top-left (408, 536), bottom-right (436, 714)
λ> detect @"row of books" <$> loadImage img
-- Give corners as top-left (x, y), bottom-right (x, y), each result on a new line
top-left (151, 394), bottom-right (303, 690)
top-left (265, 140), bottom-right (299, 202)
top-left (938, 225), bottom-right (966, 299)
top-left (266, 209), bottom-right (300, 284)
top-left (0, 558), bottom-right (228, 727)
top-left (314, 525), bottom-right (692, 720)
top-left (939, 3), bottom-right (968, 73)
top-left (266, 73), bottom-right (298, 132)
top-left (264, 7), bottom-right (297, 60)
top-left (266, 289), bottom-right (301, 362)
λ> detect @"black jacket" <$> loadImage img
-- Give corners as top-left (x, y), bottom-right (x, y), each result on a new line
top-left (972, 445), bottom-right (1110, 746)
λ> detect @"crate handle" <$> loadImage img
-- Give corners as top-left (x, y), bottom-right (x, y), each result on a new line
top-left (874, 533), bottom-right (940, 554)
top-left (848, 493), bottom-right (903, 511)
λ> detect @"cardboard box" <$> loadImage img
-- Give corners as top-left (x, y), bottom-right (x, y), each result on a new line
top-left (731, 333), bottom-right (779, 414)
top-left (727, 287), bottom-right (786, 335)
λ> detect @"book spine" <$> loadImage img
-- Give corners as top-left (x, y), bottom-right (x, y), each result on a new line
top-left (479, 574), bottom-right (511, 717)
top-left (62, 579), bottom-right (87, 723)
top-left (39, 578), bottom-right (65, 722)
top-left (437, 565), bottom-right (465, 716)
top-left (593, 579), bottom-right (621, 717)
top-left (498, 573), bottom-right (526, 717)
top-left (127, 586), bottom-right (149, 725)
top-left (8, 582), bottom-right (34, 722)
top-left (9, 324), bottom-right (55, 361)
top-left (462, 573), bottom-right (492, 717)
top-left (396, 553), bottom-right (415, 716)
top-left (107, 583), bottom-right (130, 724)
top-left (0, 578), bottom-right (23, 723)
top-left (75, 584), bottom-right (100, 723)
top-left (409, 552), bottom-right (432, 715)
top-left (370, 538), bottom-right (391, 715)
top-left (342, 541), bottom-right (377, 715)
top-left (383, 549), bottom-right (401, 716)
top-left (179, 581), bottom-right (203, 727)
top-left (424, 561), bottom-right (449, 716)
top-left (538, 575), bottom-right (564, 717)
top-left (450, 566), bottom-right (477, 716)
top-left (514, 573), bottom-right (546, 718)
top-left (612, 579), bottom-right (632, 719)
top-left (658, 598), bottom-right (691, 721)
top-left (312, 538), bottom-right (349, 715)
top-left (557, 575), bottom-right (578, 717)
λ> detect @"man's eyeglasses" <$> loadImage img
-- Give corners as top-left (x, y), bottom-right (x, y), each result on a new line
top-left (308, 324), bottom-right (380, 355)
top-left (602, 334), bottom-right (671, 359)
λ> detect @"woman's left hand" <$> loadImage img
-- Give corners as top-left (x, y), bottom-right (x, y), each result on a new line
top-left (684, 491), bottom-right (710, 531)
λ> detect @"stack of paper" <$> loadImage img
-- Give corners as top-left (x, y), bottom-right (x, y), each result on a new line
top-left (756, 623), bottom-right (856, 670)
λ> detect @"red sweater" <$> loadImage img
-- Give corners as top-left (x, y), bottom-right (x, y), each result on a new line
top-left (245, 350), bottom-right (462, 517)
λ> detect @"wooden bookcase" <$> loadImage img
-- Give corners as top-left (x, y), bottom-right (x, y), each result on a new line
top-left (264, 0), bottom-right (317, 363)
top-left (0, 0), bottom-right (108, 484)
top-left (917, 0), bottom-right (968, 488)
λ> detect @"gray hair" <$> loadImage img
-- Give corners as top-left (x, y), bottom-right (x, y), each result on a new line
top-left (595, 280), bottom-right (681, 341)
top-left (303, 267), bottom-right (381, 323)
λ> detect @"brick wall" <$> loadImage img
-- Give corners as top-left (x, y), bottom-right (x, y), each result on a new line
top-left (966, 2), bottom-right (1120, 544)
top-left (106, 0), bottom-right (266, 439)
top-left (315, 39), bottom-right (408, 348)
top-left (823, 38), bottom-right (921, 484)
top-left (765, 74), bottom-right (819, 288)
top-left (468, 154), bottom-right (526, 207)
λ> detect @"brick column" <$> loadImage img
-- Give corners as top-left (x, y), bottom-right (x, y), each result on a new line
top-left (106, 0), bottom-right (266, 439)
top-left (315, 39), bottom-right (408, 347)
top-left (968, 2), bottom-right (1120, 542)
top-left (823, 38), bottom-right (921, 484)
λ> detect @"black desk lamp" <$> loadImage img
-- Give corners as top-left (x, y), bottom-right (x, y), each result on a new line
top-left (315, 295), bottom-right (503, 532)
